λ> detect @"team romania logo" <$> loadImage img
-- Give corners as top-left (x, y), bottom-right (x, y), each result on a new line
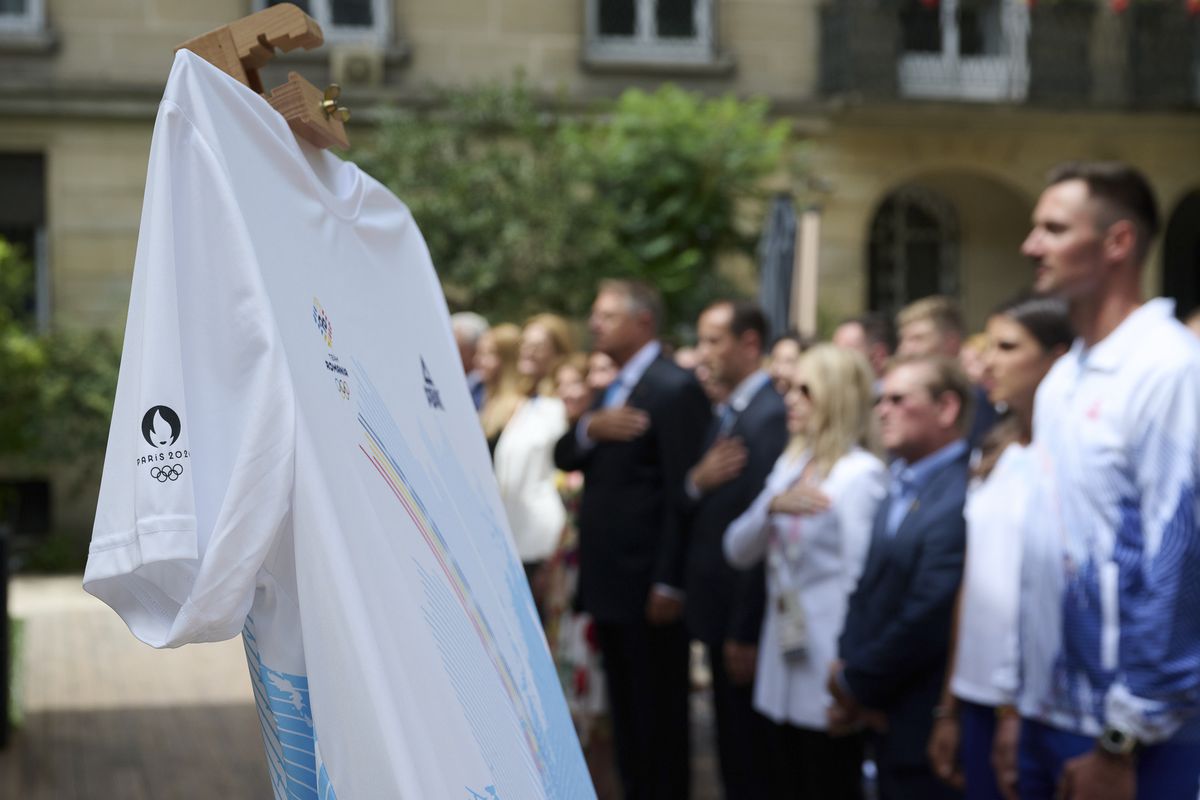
top-left (313, 298), bottom-right (333, 348)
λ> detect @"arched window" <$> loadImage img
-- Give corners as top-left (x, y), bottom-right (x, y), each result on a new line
top-left (868, 185), bottom-right (960, 318)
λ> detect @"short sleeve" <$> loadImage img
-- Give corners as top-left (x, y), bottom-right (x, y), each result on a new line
top-left (83, 100), bottom-right (295, 649)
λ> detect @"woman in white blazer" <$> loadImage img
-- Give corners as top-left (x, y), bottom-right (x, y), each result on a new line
top-left (724, 343), bottom-right (888, 799)
top-left (493, 313), bottom-right (574, 617)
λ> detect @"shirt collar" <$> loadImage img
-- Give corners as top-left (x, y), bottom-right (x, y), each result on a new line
top-left (724, 370), bottom-right (771, 414)
top-left (615, 340), bottom-right (661, 390)
top-left (891, 438), bottom-right (968, 493)
top-left (1076, 298), bottom-right (1175, 373)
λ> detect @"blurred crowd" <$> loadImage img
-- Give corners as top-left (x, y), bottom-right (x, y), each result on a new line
top-left (452, 161), bottom-right (1200, 800)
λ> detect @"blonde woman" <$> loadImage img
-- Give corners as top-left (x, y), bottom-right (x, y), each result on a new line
top-left (476, 323), bottom-right (523, 457)
top-left (724, 343), bottom-right (888, 799)
top-left (493, 314), bottom-right (575, 614)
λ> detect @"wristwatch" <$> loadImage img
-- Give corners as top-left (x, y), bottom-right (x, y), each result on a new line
top-left (1097, 726), bottom-right (1140, 759)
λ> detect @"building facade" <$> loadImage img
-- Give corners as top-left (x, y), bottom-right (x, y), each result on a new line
top-left (2, 0), bottom-right (1199, 537)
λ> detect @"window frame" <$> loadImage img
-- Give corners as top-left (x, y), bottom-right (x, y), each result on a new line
top-left (259, 0), bottom-right (391, 46)
top-left (898, 0), bottom-right (1030, 102)
top-left (868, 185), bottom-right (961, 319)
top-left (0, 0), bottom-right (46, 36)
top-left (585, 0), bottom-right (716, 65)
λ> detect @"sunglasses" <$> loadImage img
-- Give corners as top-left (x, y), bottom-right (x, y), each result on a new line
top-left (875, 392), bottom-right (909, 407)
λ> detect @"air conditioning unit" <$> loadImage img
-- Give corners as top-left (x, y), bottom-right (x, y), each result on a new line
top-left (330, 46), bottom-right (385, 89)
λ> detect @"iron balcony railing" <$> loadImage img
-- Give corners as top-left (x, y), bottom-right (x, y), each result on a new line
top-left (820, 0), bottom-right (1200, 109)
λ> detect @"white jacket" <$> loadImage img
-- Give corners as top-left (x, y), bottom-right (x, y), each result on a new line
top-left (494, 396), bottom-right (569, 563)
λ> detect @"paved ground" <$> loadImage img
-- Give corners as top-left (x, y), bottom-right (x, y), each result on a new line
top-left (1, 575), bottom-right (269, 799)
top-left (2, 575), bottom-right (720, 799)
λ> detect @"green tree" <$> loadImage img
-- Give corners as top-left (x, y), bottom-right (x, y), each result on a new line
top-left (351, 82), bottom-right (789, 331)
top-left (0, 240), bottom-right (44, 456)
top-left (562, 86), bottom-right (789, 328)
top-left (352, 82), bottom-right (626, 324)
top-left (0, 239), bottom-right (119, 465)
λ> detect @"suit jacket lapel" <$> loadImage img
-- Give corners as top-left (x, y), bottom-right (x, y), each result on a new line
top-left (712, 379), bottom-right (771, 445)
top-left (890, 490), bottom-right (925, 544)
top-left (626, 357), bottom-right (662, 408)
top-left (701, 412), bottom-right (723, 450)
top-left (857, 497), bottom-right (893, 592)
top-left (889, 453), bottom-right (965, 543)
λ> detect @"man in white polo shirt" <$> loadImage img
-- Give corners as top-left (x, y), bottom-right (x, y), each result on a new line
top-left (1017, 162), bottom-right (1200, 799)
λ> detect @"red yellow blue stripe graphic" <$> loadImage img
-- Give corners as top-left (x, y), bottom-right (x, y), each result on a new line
top-left (357, 415), bottom-right (546, 777)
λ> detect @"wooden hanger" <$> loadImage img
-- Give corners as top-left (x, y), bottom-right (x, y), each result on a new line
top-left (176, 3), bottom-right (350, 149)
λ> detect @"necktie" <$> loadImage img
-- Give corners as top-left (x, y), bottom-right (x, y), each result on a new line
top-left (715, 404), bottom-right (737, 438)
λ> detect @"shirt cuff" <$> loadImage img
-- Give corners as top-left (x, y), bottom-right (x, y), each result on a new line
top-left (651, 583), bottom-right (685, 601)
top-left (684, 472), bottom-right (702, 501)
top-left (1105, 682), bottom-right (1188, 745)
top-left (575, 414), bottom-right (596, 449)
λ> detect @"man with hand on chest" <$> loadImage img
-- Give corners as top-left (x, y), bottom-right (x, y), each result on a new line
top-left (682, 300), bottom-right (787, 799)
top-left (555, 279), bottom-right (711, 800)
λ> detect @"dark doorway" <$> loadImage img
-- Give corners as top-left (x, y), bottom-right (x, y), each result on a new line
top-left (868, 185), bottom-right (960, 321)
top-left (1163, 190), bottom-right (1200, 319)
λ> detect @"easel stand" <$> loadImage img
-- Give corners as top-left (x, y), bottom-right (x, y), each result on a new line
top-left (176, 3), bottom-right (350, 150)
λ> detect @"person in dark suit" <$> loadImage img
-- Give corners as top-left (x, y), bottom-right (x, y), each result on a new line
top-left (554, 279), bottom-right (711, 800)
top-left (682, 300), bottom-right (787, 799)
top-left (828, 354), bottom-right (973, 800)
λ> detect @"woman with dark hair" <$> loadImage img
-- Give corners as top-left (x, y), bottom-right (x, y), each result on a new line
top-left (927, 293), bottom-right (1073, 800)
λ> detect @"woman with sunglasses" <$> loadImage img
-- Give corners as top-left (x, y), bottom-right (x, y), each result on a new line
top-left (926, 293), bottom-right (1072, 800)
top-left (724, 343), bottom-right (888, 798)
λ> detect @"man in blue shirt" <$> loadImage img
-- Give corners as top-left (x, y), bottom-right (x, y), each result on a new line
top-left (829, 355), bottom-right (972, 799)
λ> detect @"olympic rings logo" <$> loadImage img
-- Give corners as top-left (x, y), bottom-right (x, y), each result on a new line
top-left (336, 378), bottom-right (351, 400)
top-left (150, 464), bottom-right (184, 482)
top-left (313, 299), bottom-right (333, 348)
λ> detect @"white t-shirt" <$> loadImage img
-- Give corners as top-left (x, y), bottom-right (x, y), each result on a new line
top-left (951, 442), bottom-right (1030, 707)
top-left (84, 50), bottom-right (593, 800)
